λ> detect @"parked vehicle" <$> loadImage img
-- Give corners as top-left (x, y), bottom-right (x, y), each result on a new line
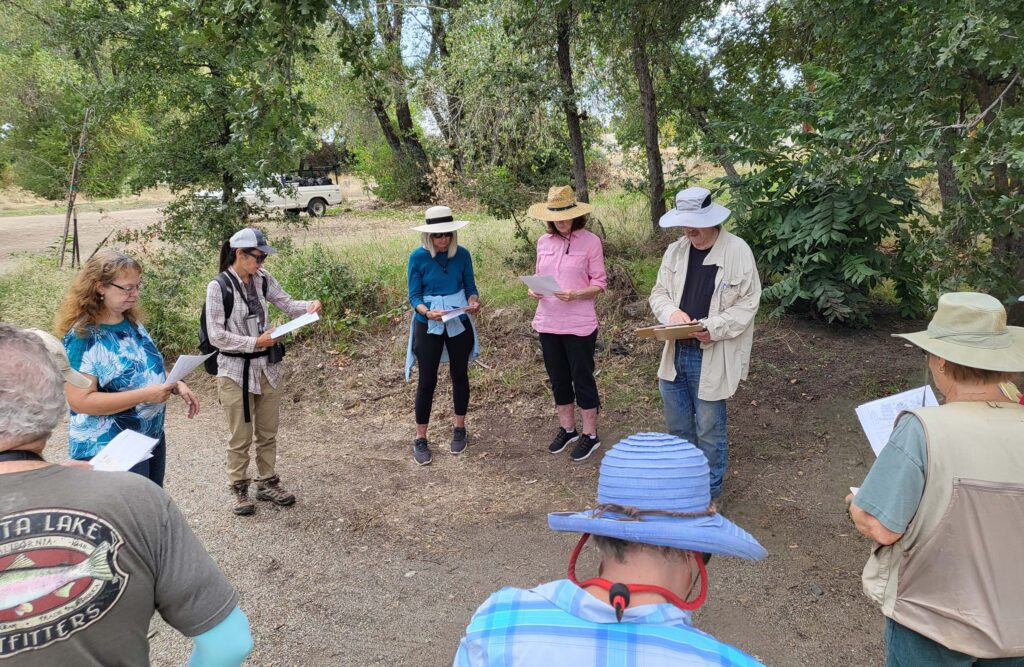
top-left (196, 173), bottom-right (343, 217)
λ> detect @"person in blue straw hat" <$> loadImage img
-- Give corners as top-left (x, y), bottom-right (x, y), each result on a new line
top-left (454, 432), bottom-right (767, 667)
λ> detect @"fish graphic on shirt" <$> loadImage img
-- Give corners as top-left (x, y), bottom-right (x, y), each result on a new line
top-left (0, 542), bottom-right (115, 616)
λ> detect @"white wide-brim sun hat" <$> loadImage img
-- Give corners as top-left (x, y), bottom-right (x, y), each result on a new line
top-left (659, 186), bottom-right (731, 229)
top-left (893, 292), bottom-right (1024, 372)
top-left (411, 205), bottom-right (471, 233)
top-left (548, 433), bottom-right (767, 560)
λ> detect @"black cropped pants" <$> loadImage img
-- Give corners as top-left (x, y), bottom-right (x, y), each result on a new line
top-left (413, 319), bottom-right (474, 424)
top-left (539, 330), bottom-right (600, 410)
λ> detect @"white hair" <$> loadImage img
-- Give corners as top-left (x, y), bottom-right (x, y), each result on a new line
top-left (0, 323), bottom-right (66, 449)
top-left (421, 231), bottom-right (458, 259)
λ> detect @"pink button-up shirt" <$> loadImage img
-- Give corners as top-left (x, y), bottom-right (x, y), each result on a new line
top-left (531, 229), bottom-right (607, 335)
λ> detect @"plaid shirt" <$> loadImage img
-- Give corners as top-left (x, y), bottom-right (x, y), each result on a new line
top-left (205, 267), bottom-right (309, 394)
top-left (454, 580), bottom-right (763, 667)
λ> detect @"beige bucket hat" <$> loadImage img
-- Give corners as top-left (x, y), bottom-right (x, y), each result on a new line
top-left (411, 205), bottom-right (471, 234)
top-left (25, 328), bottom-right (92, 388)
top-left (527, 185), bottom-right (593, 222)
top-left (893, 292), bottom-right (1024, 372)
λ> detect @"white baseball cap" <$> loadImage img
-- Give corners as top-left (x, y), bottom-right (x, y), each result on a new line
top-left (229, 227), bottom-right (277, 254)
top-left (25, 329), bottom-right (91, 388)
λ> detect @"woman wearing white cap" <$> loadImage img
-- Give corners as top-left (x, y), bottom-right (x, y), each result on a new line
top-left (206, 227), bottom-right (322, 516)
top-left (847, 292), bottom-right (1024, 664)
top-left (405, 206), bottom-right (481, 465)
top-left (649, 187), bottom-right (761, 501)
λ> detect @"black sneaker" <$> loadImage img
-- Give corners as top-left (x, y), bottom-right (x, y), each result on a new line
top-left (548, 427), bottom-right (580, 454)
top-left (569, 434), bottom-right (601, 462)
top-left (413, 438), bottom-right (432, 466)
top-left (450, 427), bottom-right (468, 454)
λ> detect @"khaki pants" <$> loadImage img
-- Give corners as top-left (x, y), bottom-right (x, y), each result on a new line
top-left (218, 373), bottom-right (282, 483)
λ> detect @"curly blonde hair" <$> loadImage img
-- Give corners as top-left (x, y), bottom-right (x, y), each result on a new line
top-left (54, 250), bottom-right (144, 336)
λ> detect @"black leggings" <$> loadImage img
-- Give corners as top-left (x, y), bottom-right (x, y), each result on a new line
top-left (413, 319), bottom-right (475, 424)
top-left (539, 330), bottom-right (600, 410)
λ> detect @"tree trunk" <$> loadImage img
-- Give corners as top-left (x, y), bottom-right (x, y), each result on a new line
top-left (975, 76), bottom-right (1023, 318)
top-left (556, 10), bottom-right (588, 203)
top-left (219, 118), bottom-right (235, 206)
top-left (688, 106), bottom-right (739, 184)
top-left (59, 107), bottom-right (92, 267)
top-left (935, 125), bottom-right (960, 210)
top-left (429, 2), bottom-right (464, 173)
top-left (631, 34), bottom-right (665, 229)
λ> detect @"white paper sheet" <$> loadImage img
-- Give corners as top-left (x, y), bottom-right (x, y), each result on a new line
top-left (270, 312), bottom-right (320, 339)
top-left (441, 307), bottom-right (468, 323)
top-left (855, 385), bottom-right (938, 456)
top-left (89, 430), bottom-right (159, 472)
top-left (850, 487), bottom-right (860, 495)
top-left (519, 274), bottom-right (562, 296)
top-left (165, 352), bottom-right (215, 385)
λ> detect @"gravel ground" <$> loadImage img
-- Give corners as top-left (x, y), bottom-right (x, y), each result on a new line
top-left (41, 311), bottom-right (913, 666)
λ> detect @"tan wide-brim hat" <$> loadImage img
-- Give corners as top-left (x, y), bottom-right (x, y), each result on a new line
top-left (25, 328), bottom-right (92, 388)
top-left (411, 205), bottom-right (471, 233)
top-left (893, 292), bottom-right (1024, 372)
top-left (527, 185), bottom-right (594, 222)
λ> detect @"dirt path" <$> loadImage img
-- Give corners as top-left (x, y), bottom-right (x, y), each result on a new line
top-left (0, 208), bottom-right (162, 273)
top-left (42, 312), bottom-right (922, 666)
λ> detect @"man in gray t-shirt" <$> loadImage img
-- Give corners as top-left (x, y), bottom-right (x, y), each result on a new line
top-left (0, 324), bottom-right (251, 665)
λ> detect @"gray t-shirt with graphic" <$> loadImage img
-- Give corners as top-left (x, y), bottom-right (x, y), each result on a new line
top-left (0, 466), bottom-right (237, 665)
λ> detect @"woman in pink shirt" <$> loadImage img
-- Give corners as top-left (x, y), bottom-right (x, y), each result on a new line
top-left (526, 186), bottom-right (607, 462)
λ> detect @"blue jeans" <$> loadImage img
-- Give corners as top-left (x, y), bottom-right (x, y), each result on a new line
top-left (659, 343), bottom-right (728, 498)
top-left (128, 434), bottom-right (166, 487)
top-left (885, 617), bottom-right (1024, 666)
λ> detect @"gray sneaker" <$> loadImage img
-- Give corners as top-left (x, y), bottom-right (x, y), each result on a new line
top-left (450, 427), bottom-right (468, 454)
top-left (413, 438), bottom-right (432, 466)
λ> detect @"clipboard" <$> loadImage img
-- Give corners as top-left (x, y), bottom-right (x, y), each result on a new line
top-left (634, 323), bottom-right (706, 341)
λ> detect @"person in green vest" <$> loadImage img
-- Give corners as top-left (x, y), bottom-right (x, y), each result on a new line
top-left (846, 292), bottom-right (1024, 665)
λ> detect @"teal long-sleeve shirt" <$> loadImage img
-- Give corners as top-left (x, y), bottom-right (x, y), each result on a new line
top-left (407, 245), bottom-right (479, 323)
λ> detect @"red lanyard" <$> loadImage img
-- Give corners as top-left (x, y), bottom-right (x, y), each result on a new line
top-left (566, 533), bottom-right (708, 621)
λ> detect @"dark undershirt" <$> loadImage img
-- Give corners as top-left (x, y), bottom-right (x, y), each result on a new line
top-left (679, 245), bottom-right (717, 321)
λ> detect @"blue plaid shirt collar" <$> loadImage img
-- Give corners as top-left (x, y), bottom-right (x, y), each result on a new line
top-left (532, 579), bottom-right (695, 627)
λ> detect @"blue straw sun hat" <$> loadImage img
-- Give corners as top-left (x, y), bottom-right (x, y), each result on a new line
top-left (548, 433), bottom-right (767, 560)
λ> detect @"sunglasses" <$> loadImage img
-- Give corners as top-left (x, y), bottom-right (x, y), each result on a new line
top-left (243, 250), bottom-right (268, 263)
top-left (430, 232), bottom-right (454, 239)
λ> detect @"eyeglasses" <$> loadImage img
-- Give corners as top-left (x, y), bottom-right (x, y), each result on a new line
top-left (430, 232), bottom-right (453, 239)
top-left (243, 250), bottom-right (268, 263)
top-left (108, 281), bottom-right (143, 295)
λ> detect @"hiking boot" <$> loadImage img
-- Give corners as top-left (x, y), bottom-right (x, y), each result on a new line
top-left (450, 427), bottom-right (468, 454)
top-left (230, 480), bottom-right (255, 516)
top-left (548, 427), bottom-right (580, 454)
top-left (255, 475), bottom-right (296, 506)
top-left (569, 434), bottom-right (601, 462)
top-left (413, 438), bottom-right (432, 466)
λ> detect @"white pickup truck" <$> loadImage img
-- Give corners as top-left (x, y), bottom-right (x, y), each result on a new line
top-left (197, 174), bottom-right (343, 217)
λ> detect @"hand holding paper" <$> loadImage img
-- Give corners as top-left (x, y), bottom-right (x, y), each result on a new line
top-left (519, 275), bottom-right (562, 297)
top-left (89, 430), bottom-right (159, 472)
top-left (271, 312), bottom-right (320, 339)
top-left (165, 352), bottom-right (215, 385)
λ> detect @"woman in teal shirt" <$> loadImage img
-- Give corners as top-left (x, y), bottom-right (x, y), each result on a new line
top-left (406, 206), bottom-right (481, 465)
top-left (56, 250), bottom-right (199, 486)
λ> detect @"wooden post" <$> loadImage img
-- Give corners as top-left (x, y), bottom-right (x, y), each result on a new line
top-left (59, 107), bottom-right (92, 267)
top-left (71, 208), bottom-right (81, 268)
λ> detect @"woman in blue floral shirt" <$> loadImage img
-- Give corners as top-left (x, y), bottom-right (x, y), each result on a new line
top-left (56, 251), bottom-right (199, 486)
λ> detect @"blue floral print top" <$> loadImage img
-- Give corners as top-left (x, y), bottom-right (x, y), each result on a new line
top-left (63, 319), bottom-right (167, 460)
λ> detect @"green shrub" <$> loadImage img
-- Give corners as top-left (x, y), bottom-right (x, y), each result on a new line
top-left (730, 131), bottom-right (929, 326)
top-left (353, 143), bottom-right (428, 203)
top-left (0, 255), bottom-right (72, 330)
top-left (272, 243), bottom-right (388, 336)
top-left (137, 249), bottom-right (212, 356)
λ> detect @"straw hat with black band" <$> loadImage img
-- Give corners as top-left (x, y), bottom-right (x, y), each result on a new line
top-left (527, 186), bottom-right (594, 222)
top-left (411, 205), bottom-right (471, 234)
top-left (893, 292), bottom-right (1024, 372)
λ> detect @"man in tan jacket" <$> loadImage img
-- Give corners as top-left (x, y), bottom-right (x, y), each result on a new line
top-left (649, 187), bottom-right (761, 500)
